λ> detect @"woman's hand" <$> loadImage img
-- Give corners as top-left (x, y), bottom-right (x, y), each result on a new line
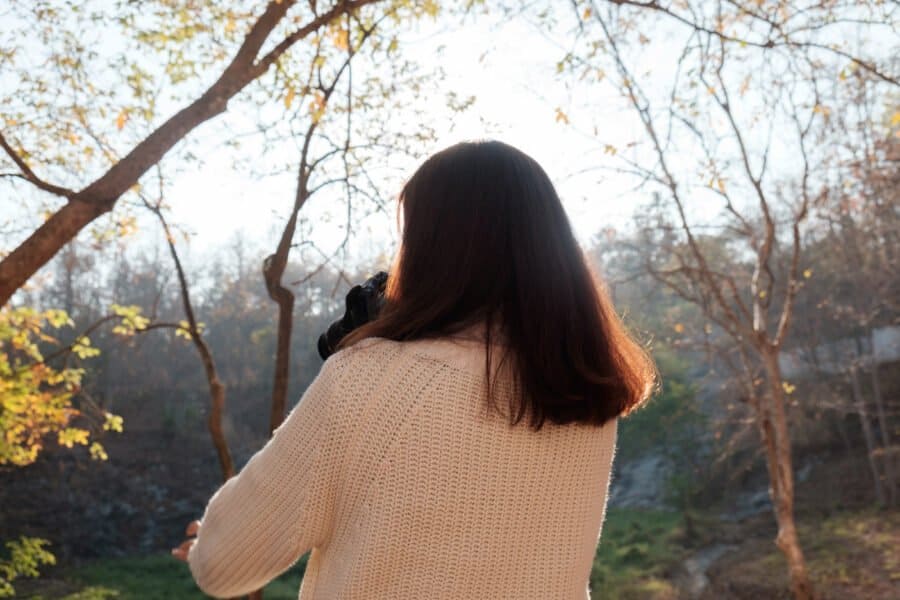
top-left (171, 520), bottom-right (201, 562)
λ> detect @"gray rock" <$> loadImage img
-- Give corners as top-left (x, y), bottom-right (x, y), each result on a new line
top-left (722, 459), bottom-right (822, 521)
top-left (608, 453), bottom-right (675, 510)
top-left (678, 544), bottom-right (737, 598)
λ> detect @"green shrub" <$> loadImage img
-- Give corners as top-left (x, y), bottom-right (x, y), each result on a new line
top-left (590, 508), bottom-right (684, 599)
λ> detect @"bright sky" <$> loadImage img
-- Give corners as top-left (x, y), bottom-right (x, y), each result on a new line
top-left (161, 11), bottom-right (654, 271)
top-left (5, 2), bottom-right (889, 294)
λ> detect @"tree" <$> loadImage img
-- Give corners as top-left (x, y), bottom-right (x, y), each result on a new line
top-left (558, 1), bottom-right (898, 597)
top-left (790, 100), bottom-right (900, 506)
top-left (144, 194), bottom-right (237, 479)
top-left (0, 305), bottom-right (128, 596)
top-left (259, 1), bottom-right (440, 432)
top-left (0, 0), bottom-right (394, 306)
top-left (0, 306), bottom-right (122, 467)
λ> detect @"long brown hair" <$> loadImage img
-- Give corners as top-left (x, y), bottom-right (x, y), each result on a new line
top-left (338, 140), bottom-right (655, 430)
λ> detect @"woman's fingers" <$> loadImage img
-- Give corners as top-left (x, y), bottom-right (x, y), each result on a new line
top-left (172, 520), bottom-right (201, 562)
top-left (171, 539), bottom-right (194, 562)
top-left (186, 520), bottom-right (201, 536)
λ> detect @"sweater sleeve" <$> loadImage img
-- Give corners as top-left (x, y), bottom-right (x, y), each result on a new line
top-left (187, 353), bottom-right (349, 598)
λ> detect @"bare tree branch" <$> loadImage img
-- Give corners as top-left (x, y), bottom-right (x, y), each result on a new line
top-left (0, 131), bottom-right (75, 198)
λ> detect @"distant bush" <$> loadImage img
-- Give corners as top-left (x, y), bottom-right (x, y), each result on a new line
top-left (617, 349), bottom-right (703, 462)
top-left (591, 508), bottom-right (684, 599)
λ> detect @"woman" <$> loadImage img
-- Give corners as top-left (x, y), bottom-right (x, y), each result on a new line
top-left (172, 140), bottom-right (655, 599)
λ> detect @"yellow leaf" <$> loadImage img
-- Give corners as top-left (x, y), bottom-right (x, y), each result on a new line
top-left (717, 178), bottom-right (726, 193)
top-left (332, 28), bottom-right (349, 51)
top-left (58, 427), bottom-right (90, 448)
top-left (673, 323), bottom-right (685, 333)
top-left (582, 7), bottom-right (591, 19)
top-left (90, 442), bottom-right (108, 461)
top-left (103, 412), bottom-right (124, 433)
top-left (603, 144), bottom-right (617, 155)
top-left (706, 86), bottom-right (716, 95)
top-left (175, 320), bottom-right (194, 340)
top-left (803, 268), bottom-right (812, 279)
top-left (284, 86), bottom-right (296, 109)
top-left (890, 112), bottom-right (900, 126)
top-left (115, 109), bottom-right (128, 130)
top-left (423, 0), bottom-right (439, 17)
top-left (758, 290), bottom-right (767, 299)
top-left (225, 18), bottom-right (236, 33)
top-left (782, 382), bottom-right (796, 395)
top-left (554, 108), bottom-right (569, 124)
top-left (309, 92), bottom-right (327, 124)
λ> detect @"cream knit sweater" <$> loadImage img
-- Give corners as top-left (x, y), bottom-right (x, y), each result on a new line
top-left (187, 330), bottom-right (618, 599)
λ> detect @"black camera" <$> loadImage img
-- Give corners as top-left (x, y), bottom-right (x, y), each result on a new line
top-left (317, 271), bottom-right (389, 360)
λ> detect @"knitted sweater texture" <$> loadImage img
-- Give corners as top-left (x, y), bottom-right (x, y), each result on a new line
top-left (188, 331), bottom-right (618, 599)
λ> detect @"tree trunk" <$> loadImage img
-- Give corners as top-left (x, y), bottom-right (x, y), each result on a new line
top-left (268, 286), bottom-right (294, 434)
top-left (850, 365), bottom-right (886, 506)
top-left (833, 408), bottom-right (854, 459)
top-left (156, 204), bottom-right (236, 483)
top-left (264, 174), bottom-right (310, 434)
top-left (0, 200), bottom-right (108, 306)
top-left (870, 361), bottom-right (897, 506)
top-left (207, 377), bottom-right (235, 481)
top-left (760, 350), bottom-right (816, 600)
top-left (188, 319), bottom-right (234, 482)
top-left (63, 244), bottom-right (75, 316)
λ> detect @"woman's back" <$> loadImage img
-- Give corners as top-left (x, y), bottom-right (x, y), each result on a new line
top-left (187, 332), bottom-right (618, 599)
top-left (302, 334), bottom-right (618, 599)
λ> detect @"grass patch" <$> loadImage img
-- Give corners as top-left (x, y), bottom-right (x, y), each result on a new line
top-left (756, 508), bottom-right (900, 586)
top-left (19, 511), bottom-right (686, 599)
top-left (25, 511), bottom-right (687, 599)
top-left (793, 509), bottom-right (900, 589)
top-left (25, 552), bottom-right (309, 600)
top-left (710, 507), bottom-right (900, 599)
top-left (590, 508), bottom-right (684, 599)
